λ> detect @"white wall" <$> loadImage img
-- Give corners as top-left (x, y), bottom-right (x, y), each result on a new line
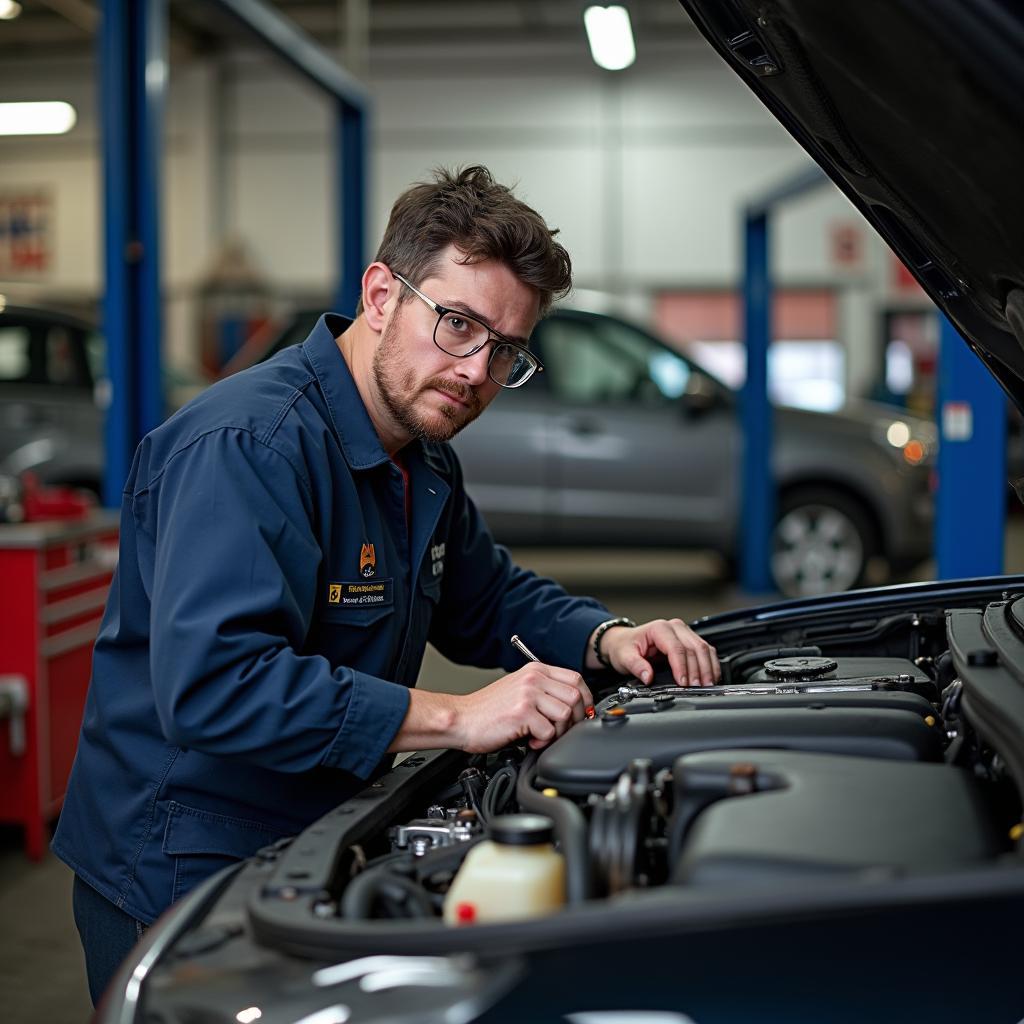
top-left (0, 57), bottom-right (99, 296)
top-left (0, 40), bottom-right (923, 392)
top-left (0, 56), bottom-right (221, 371)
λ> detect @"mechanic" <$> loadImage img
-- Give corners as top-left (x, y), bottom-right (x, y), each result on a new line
top-left (53, 165), bottom-right (721, 1005)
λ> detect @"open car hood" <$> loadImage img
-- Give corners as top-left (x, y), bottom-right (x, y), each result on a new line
top-left (678, 0), bottom-right (1024, 406)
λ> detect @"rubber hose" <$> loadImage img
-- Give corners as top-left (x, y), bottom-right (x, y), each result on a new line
top-left (376, 875), bottom-right (436, 918)
top-left (341, 861), bottom-right (437, 920)
top-left (481, 764), bottom-right (518, 822)
top-left (515, 750), bottom-right (590, 904)
top-left (341, 862), bottom-right (402, 920)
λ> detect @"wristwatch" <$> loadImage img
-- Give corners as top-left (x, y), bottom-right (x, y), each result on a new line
top-left (592, 617), bottom-right (636, 668)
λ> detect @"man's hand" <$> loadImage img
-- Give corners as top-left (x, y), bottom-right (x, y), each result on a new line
top-left (591, 619), bottom-right (721, 688)
top-left (455, 663), bottom-right (594, 753)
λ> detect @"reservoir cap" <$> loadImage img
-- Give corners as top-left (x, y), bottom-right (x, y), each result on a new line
top-left (764, 656), bottom-right (838, 679)
top-left (488, 814), bottom-right (555, 846)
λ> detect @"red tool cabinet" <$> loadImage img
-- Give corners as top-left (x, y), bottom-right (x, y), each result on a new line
top-left (0, 513), bottom-right (119, 859)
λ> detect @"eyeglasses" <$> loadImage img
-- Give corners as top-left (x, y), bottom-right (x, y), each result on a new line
top-left (392, 272), bottom-right (543, 389)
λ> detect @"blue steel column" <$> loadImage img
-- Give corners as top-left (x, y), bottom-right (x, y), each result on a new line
top-left (99, 0), bottom-right (131, 506)
top-left (100, 0), bottom-right (166, 505)
top-left (740, 210), bottom-right (775, 592)
top-left (335, 100), bottom-right (368, 315)
top-left (935, 313), bottom-right (1006, 577)
top-left (135, 0), bottom-right (167, 439)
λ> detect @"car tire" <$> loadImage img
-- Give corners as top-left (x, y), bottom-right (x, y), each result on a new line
top-left (771, 487), bottom-right (878, 598)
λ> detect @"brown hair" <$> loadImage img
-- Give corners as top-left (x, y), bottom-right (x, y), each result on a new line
top-left (361, 165), bottom-right (572, 318)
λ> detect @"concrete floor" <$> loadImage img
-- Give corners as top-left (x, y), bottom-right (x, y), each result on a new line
top-left (5, 529), bottom-right (1024, 1022)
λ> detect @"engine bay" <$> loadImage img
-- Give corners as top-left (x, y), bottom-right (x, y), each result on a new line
top-left (223, 586), bottom-right (1024, 959)
top-left (352, 655), bottom-right (1006, 917)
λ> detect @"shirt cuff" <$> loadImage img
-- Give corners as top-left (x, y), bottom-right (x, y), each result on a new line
top-left (556, 606), bottom-right (615, 671)
top-left (322, 671), bottom-right (412, 778)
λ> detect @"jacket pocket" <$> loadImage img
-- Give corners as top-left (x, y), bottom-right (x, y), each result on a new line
top-left (310, 600), bottom-right (396, 670)
top-left (318, 602), bottom-right (394, 627)
top-left (162, 800), bottom-right (285, 904)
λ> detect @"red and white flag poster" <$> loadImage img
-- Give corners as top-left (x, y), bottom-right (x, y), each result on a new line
top-left (0, 191), bottom-right (53, 276)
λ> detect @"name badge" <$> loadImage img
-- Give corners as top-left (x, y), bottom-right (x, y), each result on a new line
top-left (327, 579), bottom-right (394, 608)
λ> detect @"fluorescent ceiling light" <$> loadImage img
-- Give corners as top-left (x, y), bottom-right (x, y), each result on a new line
top-left (584, 5), bottom-right (636, 71)
top-left (0, 1), bottom-right (22, 20)
top-left (0, 101), bottom-right (77, 136)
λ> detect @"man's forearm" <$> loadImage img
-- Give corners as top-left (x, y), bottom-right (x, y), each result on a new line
top-left (386, 689), bottom-right (463, 753)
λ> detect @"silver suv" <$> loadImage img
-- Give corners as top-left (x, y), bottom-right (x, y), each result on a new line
top-left (450, 308), bottom-right (936, 597)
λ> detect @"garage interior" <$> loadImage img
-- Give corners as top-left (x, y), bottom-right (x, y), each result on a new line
top-left (0, 1), bottom-right (1020, 1019)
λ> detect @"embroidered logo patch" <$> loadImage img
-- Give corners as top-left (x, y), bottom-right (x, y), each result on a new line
top-left (430, 542), bottom-right (445, 578)
top-left (360, 543), bottom-right (376, 578)
top-left (327, 579), bottom-right (394, 607)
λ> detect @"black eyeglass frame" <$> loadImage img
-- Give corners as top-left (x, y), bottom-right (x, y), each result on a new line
top-left (392, 271), bottom-right (544, 389)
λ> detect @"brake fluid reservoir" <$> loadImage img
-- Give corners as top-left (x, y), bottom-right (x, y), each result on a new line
top-left (442, 814), bottom-right (565, 925)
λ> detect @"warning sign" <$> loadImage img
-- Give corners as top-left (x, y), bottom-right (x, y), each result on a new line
top-left (942, 401), bottom-right (973, 442)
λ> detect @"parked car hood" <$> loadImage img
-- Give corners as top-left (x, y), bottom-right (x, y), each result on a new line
top-left (781, 398), bottom-right (936, 439)
top-left (678, 0), bottom-right (1024, 407)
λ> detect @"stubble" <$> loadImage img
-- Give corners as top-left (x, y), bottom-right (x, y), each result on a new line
top-left (371, 310), bottom-right (484, 444)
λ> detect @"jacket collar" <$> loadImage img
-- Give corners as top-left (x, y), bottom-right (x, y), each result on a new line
top-left (302, 313), bottom-right (452, 559)
top-left (302, 313), bottom-right (396, 471)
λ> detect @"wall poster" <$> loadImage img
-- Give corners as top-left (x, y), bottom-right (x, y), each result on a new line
top-left (0, 190), bottom-right (53, 277)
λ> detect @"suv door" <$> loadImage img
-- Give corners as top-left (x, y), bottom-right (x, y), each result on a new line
top-left (534, 311), bottom-right (738, 549)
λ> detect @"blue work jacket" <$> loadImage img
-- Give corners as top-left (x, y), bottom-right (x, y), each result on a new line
top-left (53, 314), bottom-right (611, 923)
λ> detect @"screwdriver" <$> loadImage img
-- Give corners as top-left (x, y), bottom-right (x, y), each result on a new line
top-left (510, 634), bottom-right (596, 719)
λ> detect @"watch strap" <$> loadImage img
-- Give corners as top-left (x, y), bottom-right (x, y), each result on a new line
top-left (592, 616), bottom-right (636, 668)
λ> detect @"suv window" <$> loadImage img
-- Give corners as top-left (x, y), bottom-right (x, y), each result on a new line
top-left (0, 318), bottom-right (93, 390)
top-left (0, 325), bottom-right (31, 381)
top-left (537, 314), bottom-right (693, 406)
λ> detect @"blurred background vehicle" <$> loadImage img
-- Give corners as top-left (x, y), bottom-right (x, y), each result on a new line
top-left (0, 303), bottom-right (211, 500)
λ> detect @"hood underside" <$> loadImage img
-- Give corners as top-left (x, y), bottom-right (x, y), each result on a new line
top-left (678, 0), bottom-right (1024, 406)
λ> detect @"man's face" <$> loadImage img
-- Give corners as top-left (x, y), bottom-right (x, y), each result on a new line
top-left (371, 247), bottom-right (540, 445)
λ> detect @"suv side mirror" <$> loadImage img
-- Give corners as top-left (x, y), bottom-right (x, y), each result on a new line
top-left (680, 376), bottom-right (723, 418)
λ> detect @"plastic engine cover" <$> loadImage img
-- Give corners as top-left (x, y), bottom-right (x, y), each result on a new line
top-left (672, 749), bottom-right (1002, 885)
top-left (538, 656), bottom-right (941, 795)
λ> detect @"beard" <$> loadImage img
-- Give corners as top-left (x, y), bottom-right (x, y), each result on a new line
top-left (371, 310), bottom-right (485, 444)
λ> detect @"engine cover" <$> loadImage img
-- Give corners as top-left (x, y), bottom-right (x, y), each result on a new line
top-left (671, 749), bottom-right (1001, 885)
top-left (537, 657), bottom-right (940, 796)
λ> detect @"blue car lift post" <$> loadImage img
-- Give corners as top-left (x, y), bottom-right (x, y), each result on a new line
top-left (740, 166), bottom-right (829, 593)
top-left (100, 0), bottom-right (369, 503)
top-left (935, 315), bottom-right (1005, 577)
top-left (100, 0), bottom-right (165, 505)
